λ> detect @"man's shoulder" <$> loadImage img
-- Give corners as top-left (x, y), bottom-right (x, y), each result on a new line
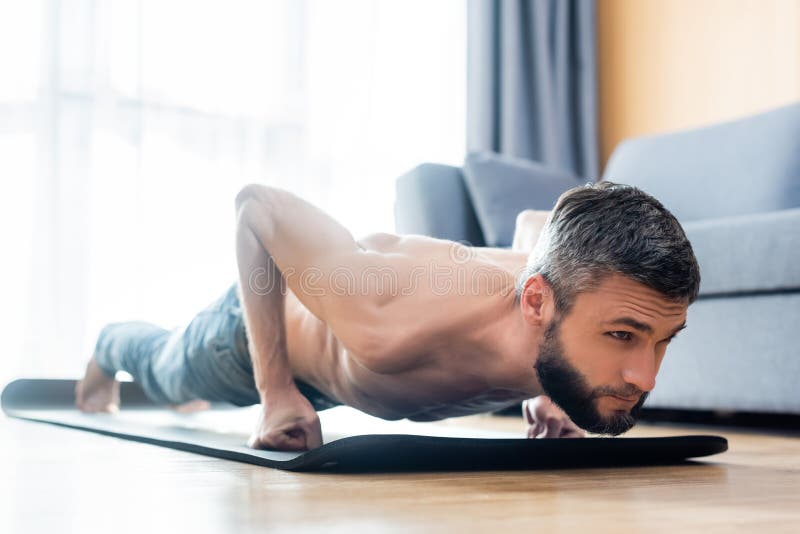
top-left (356, 232), bottom-right (447, 252)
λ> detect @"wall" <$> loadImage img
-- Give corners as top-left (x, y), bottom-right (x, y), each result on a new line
top-left (597, 0), bottom-right (800, 169)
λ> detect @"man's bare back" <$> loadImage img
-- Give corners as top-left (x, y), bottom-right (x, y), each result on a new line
top-left (282, 232), bottom-right (544, 422)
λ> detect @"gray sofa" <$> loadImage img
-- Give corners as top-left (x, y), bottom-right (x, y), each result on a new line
top-left (394, 102), bottom-right (800, 416)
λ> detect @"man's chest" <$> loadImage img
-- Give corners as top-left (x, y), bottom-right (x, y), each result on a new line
top-left (336, 347), bottom-right (537, 421)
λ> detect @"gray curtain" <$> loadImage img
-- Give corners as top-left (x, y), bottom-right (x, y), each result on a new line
top-left (467, 0), bottom-right (599, 181)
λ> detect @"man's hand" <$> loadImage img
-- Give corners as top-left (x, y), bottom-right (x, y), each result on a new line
top-left (248, 386), bottom-right (323, 451)
top-left (522, 395), bottom-right (586, 439)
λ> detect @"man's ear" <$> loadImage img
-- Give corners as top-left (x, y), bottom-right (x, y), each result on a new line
top-left (520, 274), bottom-right (554, 326)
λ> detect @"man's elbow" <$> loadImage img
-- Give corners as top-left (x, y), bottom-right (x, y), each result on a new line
top-left (235, 183), bottom-right (280, 213)
top-left (515, 209), bottom-right (550, 228)
top-left (513, 209), bottom-right (551, 253)
top-left (234, 184), bottom-right (280, 242)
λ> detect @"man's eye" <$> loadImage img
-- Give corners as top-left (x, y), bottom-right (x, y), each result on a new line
top-left (608, 331), bottom-right (632, 341)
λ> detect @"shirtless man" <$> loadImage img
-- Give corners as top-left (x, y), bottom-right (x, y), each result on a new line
top-left (75, 181), bottom-right (700, 451)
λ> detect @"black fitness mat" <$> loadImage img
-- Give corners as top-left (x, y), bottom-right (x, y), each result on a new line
top-left (1, 378), bottom-right (728, 472)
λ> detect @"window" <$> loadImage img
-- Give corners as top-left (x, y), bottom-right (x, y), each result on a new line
top-left (0, 0), bottom-right (465, 383)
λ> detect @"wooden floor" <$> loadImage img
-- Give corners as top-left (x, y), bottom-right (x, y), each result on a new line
top-left (2, 411), bottom-right (799, 534)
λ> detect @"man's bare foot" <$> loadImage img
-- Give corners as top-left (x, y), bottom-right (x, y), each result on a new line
top-left (75, 356), bottom-right (120, 413)
top-left (169, 399), bottom-right (211, 413)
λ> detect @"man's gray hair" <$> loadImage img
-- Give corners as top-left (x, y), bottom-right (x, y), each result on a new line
top-left (517, 181), bottom-right (701, 315)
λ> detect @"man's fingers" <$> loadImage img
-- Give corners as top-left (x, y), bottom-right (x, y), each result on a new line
top-left (305, 419), bottom-right (324, 449)
top-left (247, 433), bottom-right (263, 449)
top-left (522, 399), bottom-right (534, 425)
top-left (273, 426), bottom-right (312, 451)
top-left (531, 396), bottom-right (556, 422)
top-left (526, 420), bottom-right (586, 439)
top-left (538, 417), bottom-right (564, 439)
top-left (250, 419), bottom-right (324, 451)
top-left (305, 428), bottom-right (323, 450)
top-left (559, 427), bottom-right (585, 438)
top-left (255, 432), bottom-right (306, 451)
top-left (562, 428), bottom-right (586, 438)
top-left (249, 428), bottom-right (304, 451)
top-left (561, 422), bottom-right (586, 438)
top-left (526, 422), bottom-right (542, 439)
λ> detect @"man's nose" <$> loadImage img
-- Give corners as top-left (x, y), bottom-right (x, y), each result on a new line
top-left (621, 348), bottom-right (657, 393)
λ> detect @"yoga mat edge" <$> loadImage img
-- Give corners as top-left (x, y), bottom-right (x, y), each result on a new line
top-left (2, 378), bottom-right (728, 472)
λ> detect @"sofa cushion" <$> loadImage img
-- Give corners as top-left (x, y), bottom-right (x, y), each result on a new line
top-left (683, 207), bottom-right (800, 296)
top-left (395, 164), bottom-right (486, 245)
top-left (602, 102), bottom-right (800, 222)
top-left (462, 152), bottom-right (581, 247)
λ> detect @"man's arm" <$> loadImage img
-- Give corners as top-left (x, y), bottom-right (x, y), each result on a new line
top-left (235, 184), bottom-right (392, 353)
top-left (234, 184), bottom-right (392, 450)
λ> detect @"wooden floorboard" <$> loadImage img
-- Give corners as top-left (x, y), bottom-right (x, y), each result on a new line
top-left (2, 411), bottom-right (798, 533)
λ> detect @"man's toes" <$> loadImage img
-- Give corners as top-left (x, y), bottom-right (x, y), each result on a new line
top-left (170, 400), bottom-right (211, 413)
top-left (80, 400), bottom-right (118, 414)
top-left (77, 397), bottom-right (99, 412)
top-left (76, 400), bottom-right (95, 413)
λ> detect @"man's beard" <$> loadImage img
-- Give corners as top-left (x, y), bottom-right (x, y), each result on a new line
top-left (533, 316), bottom-right (649, 436)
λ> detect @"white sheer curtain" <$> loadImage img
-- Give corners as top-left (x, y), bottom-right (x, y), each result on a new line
top-left (0, 0), bottom-right (465, 386)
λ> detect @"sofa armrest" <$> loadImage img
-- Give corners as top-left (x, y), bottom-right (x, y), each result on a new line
top-left (394, 163), bottom-right (485, 246)
top-left (683, 207), bottom-right (800, 296)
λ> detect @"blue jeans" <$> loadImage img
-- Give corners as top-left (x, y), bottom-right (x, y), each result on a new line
top-left (94, 282), bottom-right (342, 410)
